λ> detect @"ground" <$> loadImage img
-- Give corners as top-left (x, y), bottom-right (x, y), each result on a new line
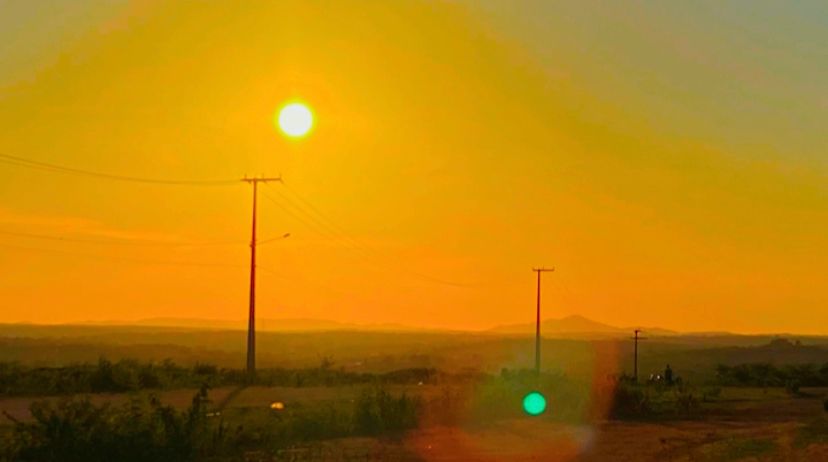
top-left (2, 386), bottom-right (826, 461)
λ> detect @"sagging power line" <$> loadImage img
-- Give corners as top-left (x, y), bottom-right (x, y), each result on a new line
top-left (0, 152), bottom-right (481, 287)
top-left (0, 241), bottom-right (246, 268)
top-left (0, 229), bottom-right (244, 247)
top-left (0, 153), bottom-right (238, 186)
top-left (265, 182), bottom-right (477, 288)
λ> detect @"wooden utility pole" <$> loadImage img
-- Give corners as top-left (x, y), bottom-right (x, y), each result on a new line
top-left (631, 329), bottom-right (647, 382)
top-left (532, 267), bottom-right (554, 376)
top-left (242, 176), bottom-right (281, 376)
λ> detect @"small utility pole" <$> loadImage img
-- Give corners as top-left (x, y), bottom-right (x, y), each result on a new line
top-left (532, 267), bottom-right (554, 376)
top-left (631, 329), bottom-right (647, 382)
top-left (242, 176), bottom-right (281, 376)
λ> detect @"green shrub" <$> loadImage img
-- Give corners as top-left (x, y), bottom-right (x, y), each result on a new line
top-left (701, 387), bottom-right (721, 402)
top-left (716, 362), bottom-right (828, 388)
top-left (0, 359), bottom-right (223, 396)
top-left (610, 381), bottom-right (652, 418)
top-left (674, 389), bottom-right (699, 415)
top-left (785, 379), bottom-right (801, 394)
top-left (795, 417), bottom-right (828, 447)
top-left (354, 387), bottom-right (420, 436)
top-left (4, 386), bottom-right (224, 462)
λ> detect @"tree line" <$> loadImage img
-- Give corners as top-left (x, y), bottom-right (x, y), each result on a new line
top-left (0, 386), bottom-right (420, 462)
top-left (0, 358), bottom-right (440, 396)
top-left (715, 363), bottom-right (828, 389)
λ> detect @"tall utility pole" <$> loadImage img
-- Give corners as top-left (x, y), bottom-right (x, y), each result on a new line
top-left (631, 329), bottom-right (647, 382)
top-left (532, 267), bottom-right (554, 376)
top-left (242, 176), bottom-right (281, 376)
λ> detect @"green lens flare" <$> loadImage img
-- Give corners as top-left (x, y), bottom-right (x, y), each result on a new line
top-left (522, 391), bottom-right (547, 416)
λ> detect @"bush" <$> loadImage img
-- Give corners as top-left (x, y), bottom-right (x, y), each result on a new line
top-left (701, 386), bottom-right (721, 402)
top-left (3, 386), bottom-right (225, 462)
top-left (354, 387), bottom-right (420, 436)
top-left (716, 362), bottom-right (828, 388)
top-left (0, 359), bottom-right (224, 396)
top-left (0, 360), bottom-right (444, 397)
top-left (785, 379), bottom-right (801, 395)
top-left (610, 381), bottom-right (652, 418)
top-left (673, 388), bottom-right (699, 415)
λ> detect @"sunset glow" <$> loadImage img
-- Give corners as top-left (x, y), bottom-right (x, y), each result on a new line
top-left (277, 102), bottom-right (313, 138)
top-left (0, 1), bottom-right (825, 335)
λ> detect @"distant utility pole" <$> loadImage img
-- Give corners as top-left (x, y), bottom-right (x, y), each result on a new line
top-left (532, 267), bottom-right (554, 376)
top-left (631, 329), bottom-right (647, 382)
top-left (242, 176), bottom-right (282, 376)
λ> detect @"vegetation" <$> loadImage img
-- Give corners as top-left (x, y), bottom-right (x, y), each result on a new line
top-left (795, 417), bottom-right (828, 447)
top-left (0, 359), bottom-right (223, 396)
top-left (0, 359), bottom-right (441, 397)
top-left (715, 362), bottom-right (828, 388)
top-left (698, 437), bottom-right (777, 461)
top-left (609, 375), bottom-right (703, 419)
top-left (0, 385), bottom-right (421, 462)
top-left (1, 386), bottom-right (219, 462)
top-left (417, 368), bottom-right (593, 426)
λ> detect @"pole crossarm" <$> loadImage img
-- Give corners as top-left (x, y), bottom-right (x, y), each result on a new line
top-left (241, 176), bottom-right (282, 184)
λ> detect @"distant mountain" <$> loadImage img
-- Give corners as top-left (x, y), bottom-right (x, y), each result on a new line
top-left (93, 317), bottom-right (438, 333)
top-left (82, 315), bottom-right (678, 336)
top-left (489, 315), bottom-right (677, 337)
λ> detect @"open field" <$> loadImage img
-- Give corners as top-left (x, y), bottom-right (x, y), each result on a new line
top-left (2, 325), bottom-right (827, 383)
top-left (1, 327), bottom-right (826, 460)
top-left (2, 385), bottom-right (826, 461)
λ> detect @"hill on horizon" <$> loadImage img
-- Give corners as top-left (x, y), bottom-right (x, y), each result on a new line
top-left (81, 317), bottom-right (439, 333)
top-left (489, 315), bottom-right (678, 337)
top-left (72, 314), bottom-right (680, 337)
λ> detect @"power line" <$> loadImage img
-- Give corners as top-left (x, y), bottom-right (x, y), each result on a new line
top-left (1, 152), bottom-right (479, 286)
top-left (0, 241), bottom-right (246, 268)
top-left (260, 189), bottom-right (337, 241)
top-left (263, 186), bottom-right (464, 286)
top-left (0, 153), bottom-right (238, 186)
top-left (266, 182), bottom-right (476, 288)
top-left (0, 229), bottom-right (243, 246)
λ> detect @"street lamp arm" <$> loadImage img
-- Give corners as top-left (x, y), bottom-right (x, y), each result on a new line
top-left (258, 233), bottom-right (291, 245)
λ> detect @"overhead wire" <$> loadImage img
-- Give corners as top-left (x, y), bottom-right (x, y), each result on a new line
top-left (0, 152), bottom-right (481, 288)
top-left (0, 229), bottom-right (244, 247)
top-left (0, 241), bottom-right (246, 268)
top-left (0, 153), bottom-right (238, 186)
top-left (266, 182), bottom-right (477, 288)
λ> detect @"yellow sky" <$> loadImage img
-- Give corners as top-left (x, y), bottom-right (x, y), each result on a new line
top-left (0, 1), bottom-right (826, 334)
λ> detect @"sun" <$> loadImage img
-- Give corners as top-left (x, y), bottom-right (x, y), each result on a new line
top-left (276, 102), bottom-right (314, 138)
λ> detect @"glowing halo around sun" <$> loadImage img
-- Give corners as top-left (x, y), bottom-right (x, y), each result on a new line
top-left (276, 102), bottom-right (314, 138)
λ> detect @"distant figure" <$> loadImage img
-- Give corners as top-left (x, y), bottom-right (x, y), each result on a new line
top-left (665, 364), bottom-right (674, 385)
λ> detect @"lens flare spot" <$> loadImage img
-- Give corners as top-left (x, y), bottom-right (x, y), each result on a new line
top-left (522, 391), bottom-right (547, 416)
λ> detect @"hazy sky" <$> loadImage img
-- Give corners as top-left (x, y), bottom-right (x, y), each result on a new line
top-left (0, 1), bottom-right (826, 333)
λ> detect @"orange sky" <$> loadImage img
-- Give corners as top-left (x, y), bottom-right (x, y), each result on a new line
top-left (0, 1), bottom-right (826, 334)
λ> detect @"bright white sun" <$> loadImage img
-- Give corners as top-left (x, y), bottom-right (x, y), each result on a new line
top-left (276, 102), bottom-right (313, 138)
